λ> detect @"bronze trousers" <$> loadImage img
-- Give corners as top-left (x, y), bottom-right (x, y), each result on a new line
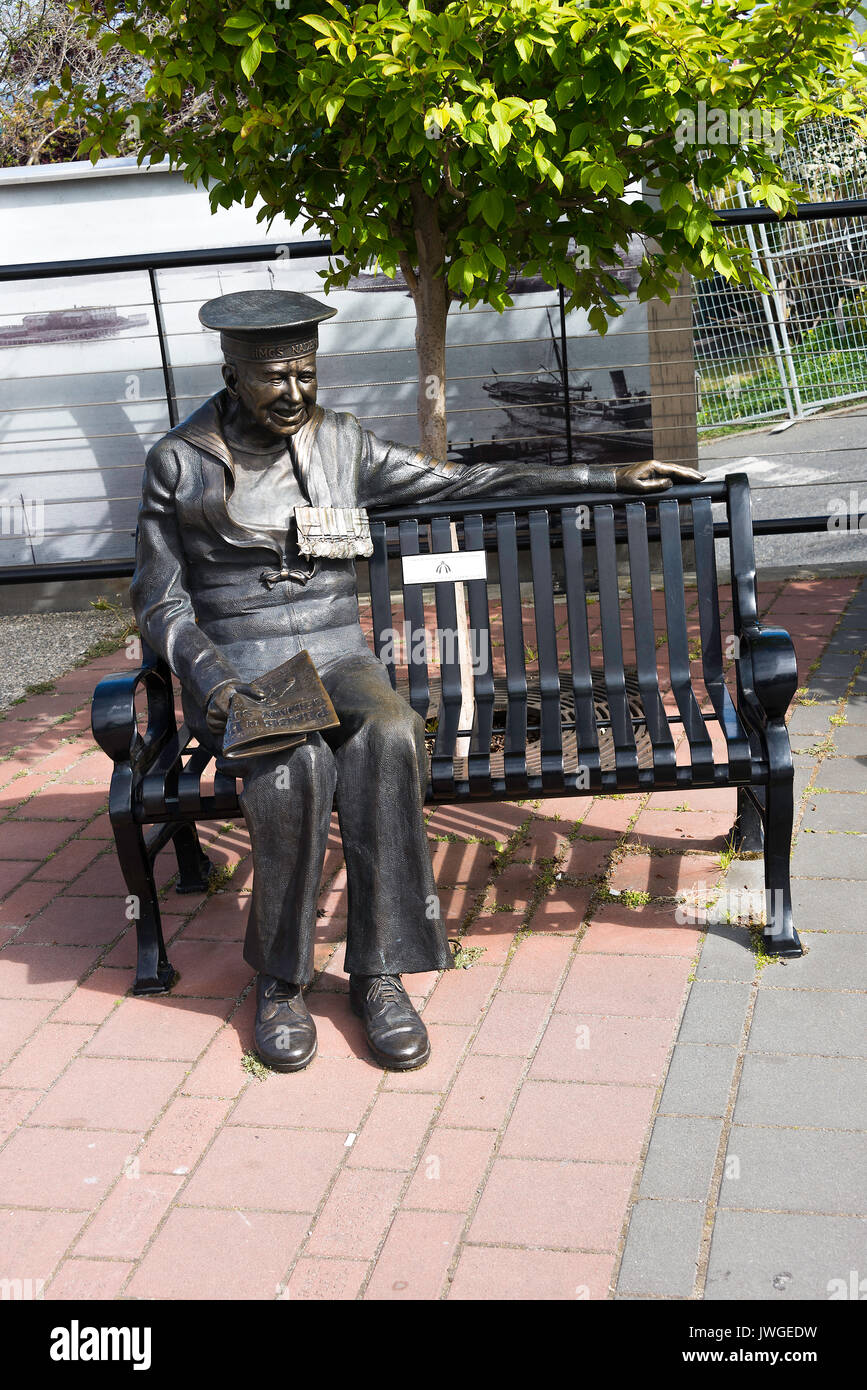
top-left (234, 649), bottom-right (453, 986)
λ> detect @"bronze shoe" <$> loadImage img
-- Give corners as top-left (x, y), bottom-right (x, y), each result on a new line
top-left (254, 974), bottom-right (317, 1073)
top-left (349, 973), bottom-right (431, 1071)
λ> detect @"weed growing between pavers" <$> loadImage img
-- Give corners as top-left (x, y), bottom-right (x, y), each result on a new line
top-left (451, 944), bottom-right (487, 969)
top-left (749, 926), bottom-right (786, 973)
top-left (206, 863), bottom-right (237, 894)
top-left (598, 888), bottom-right (652, 909)
top-left (241, 1051), bottom-right (270, 1081)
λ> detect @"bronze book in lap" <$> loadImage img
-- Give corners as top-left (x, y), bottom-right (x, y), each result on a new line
top-left (221, 650), bottom-right (340, 760)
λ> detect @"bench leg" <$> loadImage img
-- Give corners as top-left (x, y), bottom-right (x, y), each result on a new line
top-left (172, 823), bottom-right (214, 894)
top-left (761, 776), bottom-right (803, 957)
top-left (113, 819), bottom-right (176, 996)
top-left (729, 785), bottom-right (764, 854)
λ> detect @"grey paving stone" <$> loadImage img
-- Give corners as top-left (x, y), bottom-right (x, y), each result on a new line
top-left (760, 929), bottom-right (867, 990)
top-left (705, 1210), bottom-right (867, 1301)
top-left (722, 857), bottom-right (764, 902)
top-left (697, 924), bottom-right (758, 982)
top-left (823, 630), bottom-right (867, 651)
top-left (749, 988), bottom-right (867, 1058)
top-left (734, 1054), bottom-right (867, 1130)
top-left (639, 1117), bottom-right (723, 1201)
top-left (658, 1044), bottom-right (739, 1118)
top-left (806, 673), bottom-right (852, 701)
top-left (791, 831), bottom-right (867, 878)
top-left (678, 981), bottom-right (753, 1046)
top-left (719, 1126), bottom-right (867, 1214)
top-left (792, 766), bottom-right (815, 805)
top-left (787, 704), bottom-right (841, 738)
top-left (812, 759), bottom-right (866, 791)
top-left (828, 725), bottom-right (867, 757)
top-left (844, 695), bottom-right (867, 724)
top-left (800, 792), bottom-right (867, 833)
top-left (790, 737), bottom-right (828, 758)
top-left (617, 1200), bottom-right (705, 1298)
top-left (811, 654), bottom-right (862, 681)
top-left (792, 878), bottom-right (867, 933)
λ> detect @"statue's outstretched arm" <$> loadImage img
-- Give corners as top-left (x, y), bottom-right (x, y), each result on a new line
top-left (357, 433), bottom-right (702, 507)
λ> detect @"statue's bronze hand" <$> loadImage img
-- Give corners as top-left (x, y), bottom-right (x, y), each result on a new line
top-left (616, 460), bottom-right (705, 493)
top-left (205, 681), bottom-right (266, 737)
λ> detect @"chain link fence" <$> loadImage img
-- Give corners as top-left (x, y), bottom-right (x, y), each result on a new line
top-left (696, 117), bottom-right (867, 432)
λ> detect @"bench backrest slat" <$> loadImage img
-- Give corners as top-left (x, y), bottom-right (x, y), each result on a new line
top-left (528, 509), bottom-right (565, 787)
top-left (692, 495), bottom-right (753, 779)
top-left (368, 518), bottom-right (396, 688)
top-left (659, 499), bottom-right (715, 775)
top-left (625, 502), bottom-right (677, 783)
top-left (462, 513), bottom-right (496, 794)
top-left (727, 473), bottom-right (759, 633)
top-left (430, 515), bottom-right (465, 793)
top-left (496, 511), bottom-right (530, 791)
top-left (399, 519), bottom-right (432, 721)
top-left (595, 504), bottom-right (640, 786)
top-left (561, 506), bottom-right (602, 785)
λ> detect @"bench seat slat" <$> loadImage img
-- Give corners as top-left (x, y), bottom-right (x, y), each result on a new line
top-left (178, 744), bottom-right (214, 816)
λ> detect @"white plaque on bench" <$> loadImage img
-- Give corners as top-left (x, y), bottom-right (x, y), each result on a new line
top-left (401, 550), bottom-right (488, 585)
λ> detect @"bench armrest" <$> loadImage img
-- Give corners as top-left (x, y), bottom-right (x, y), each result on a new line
top-left (91, 654), bottom-right (178, 771)
top-left (736, 623), bottom-right (799, 727)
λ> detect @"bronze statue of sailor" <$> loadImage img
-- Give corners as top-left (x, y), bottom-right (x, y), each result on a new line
top-left (130, 289), bottom-right (701, 1072)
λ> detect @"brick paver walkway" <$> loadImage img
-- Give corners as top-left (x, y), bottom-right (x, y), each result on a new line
top-left (0, 575), bottom-right (863, 1300)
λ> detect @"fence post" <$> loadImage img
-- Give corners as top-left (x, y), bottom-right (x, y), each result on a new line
top-left (647, 269), bottom-right (699, 466)
top-left (149, 267), bottom-right (178, 429)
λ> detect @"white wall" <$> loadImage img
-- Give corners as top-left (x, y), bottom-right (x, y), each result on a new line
top-left (0, 155), bottom-right (307, 262)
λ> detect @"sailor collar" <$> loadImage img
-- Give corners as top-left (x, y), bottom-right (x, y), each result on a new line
top-left (167, 392), bottom-right (373, 572)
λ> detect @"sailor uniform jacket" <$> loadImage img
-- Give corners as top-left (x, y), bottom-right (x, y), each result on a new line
top-left (130, 390), bottom-right (619, 714)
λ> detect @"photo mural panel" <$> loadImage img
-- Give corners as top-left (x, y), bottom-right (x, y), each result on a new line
top-left (0, 246), bottom-right (651, 569)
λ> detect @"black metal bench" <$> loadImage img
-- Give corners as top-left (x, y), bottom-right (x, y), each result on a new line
top-left (92, 473), bottom-right (803, 995)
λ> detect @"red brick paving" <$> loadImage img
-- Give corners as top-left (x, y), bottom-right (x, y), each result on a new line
top-left (0, 576), bottom-right (859, 1299)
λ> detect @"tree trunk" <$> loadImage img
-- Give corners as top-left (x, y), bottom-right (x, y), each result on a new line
top-left (406, 186), bottom-right (450, 458)
top-left (402, 187), bottom-right (474, 756)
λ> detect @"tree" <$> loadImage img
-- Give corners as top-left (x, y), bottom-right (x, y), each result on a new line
top-left (52, 0), bottom-right (867, 455)
top-left (0, 0), bottom-right (214, 168)
top-left (0, 0), bottom-right (140, 165)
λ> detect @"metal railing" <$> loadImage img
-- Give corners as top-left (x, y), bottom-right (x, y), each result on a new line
top-left (1, 201), bottom-right (866, 584)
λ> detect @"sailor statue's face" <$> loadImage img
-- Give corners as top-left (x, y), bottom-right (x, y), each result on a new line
top-left (222, 352), bottom-right (318, 441)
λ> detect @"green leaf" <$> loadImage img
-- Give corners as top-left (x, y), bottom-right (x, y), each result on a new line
top-left (241, 38), bottom-right (262, 80)
top-left (515, 35), bottom-right (533, 62)
top-left (224, 11), bottom-right (260, 28)
top-left (483, 243), bottom-right (506, 271)
top-left (489, 121), bottom-right (511, 154)
top-left (325, 95), bottom-right (345, 125)
top-left (610, 38), bottom-right (630, 73)
top-left (481, 189), bottom-right (504, 230)
top-left (301, 15), bottom-right (333, 37)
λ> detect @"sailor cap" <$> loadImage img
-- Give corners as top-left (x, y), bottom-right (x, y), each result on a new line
top-left (199, 289), bottom-right (337, 362)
